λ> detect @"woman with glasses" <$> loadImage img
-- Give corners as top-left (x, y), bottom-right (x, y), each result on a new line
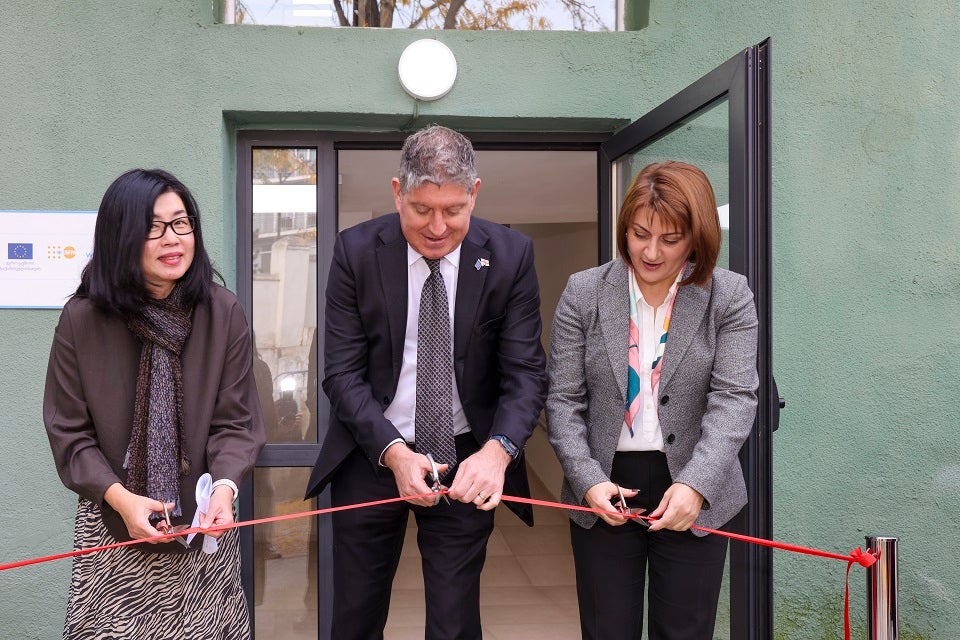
top-left (546, 161), bottom-right (759, 639)
top-left (44, 168), bottom-right (265, 639)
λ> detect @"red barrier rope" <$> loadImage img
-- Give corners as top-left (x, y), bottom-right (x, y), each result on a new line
top-left (0, 491), bottom-right (878, 639)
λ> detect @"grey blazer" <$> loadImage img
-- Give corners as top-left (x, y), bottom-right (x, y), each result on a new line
top-left (546, 259), bottom-right (758, 532)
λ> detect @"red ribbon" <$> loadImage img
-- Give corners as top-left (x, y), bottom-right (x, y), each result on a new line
top-left (508, 494), bottom-right (880, 640)
top-left (0, 491), bottom-right (440, 572)
top-left (0, 491), bottom-right (880, 638)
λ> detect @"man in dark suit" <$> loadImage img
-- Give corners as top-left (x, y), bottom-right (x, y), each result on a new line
top-left (305, 125), bottom-right (547, 639)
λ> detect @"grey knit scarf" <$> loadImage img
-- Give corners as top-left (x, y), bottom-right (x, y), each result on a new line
top-left (124, 285), bottom-right (193, 517)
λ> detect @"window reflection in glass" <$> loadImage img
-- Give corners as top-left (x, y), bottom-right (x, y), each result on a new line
top-left (613, 100), bottom-right (730, 268)
top-left (252, 147), bottom-right (319, 443)
top-left (253, 467), bottom-right (318, 638)
top-left (231, 0), bottom-right (614, 30)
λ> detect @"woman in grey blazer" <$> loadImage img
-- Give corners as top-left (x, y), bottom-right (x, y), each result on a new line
top-left (546, 161), bottom-right (758, 639)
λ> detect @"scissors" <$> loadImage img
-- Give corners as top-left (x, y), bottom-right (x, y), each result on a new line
top-left (153, 503), bottom-right (191, 547)
top-left (614, 485), bottom-right (649, 527)
top-left (425, 453), bottom-right (451, 506)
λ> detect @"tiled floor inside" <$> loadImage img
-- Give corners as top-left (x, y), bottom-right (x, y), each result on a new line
top-left (384, 473), bottom-right (581, 640)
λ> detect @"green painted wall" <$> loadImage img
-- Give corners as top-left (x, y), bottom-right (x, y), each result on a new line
top-left (2, 1), bottom-right (958, 637)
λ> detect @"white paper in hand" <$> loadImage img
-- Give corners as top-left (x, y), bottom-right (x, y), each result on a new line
top-left (186, 473), bottom-right (220, 554)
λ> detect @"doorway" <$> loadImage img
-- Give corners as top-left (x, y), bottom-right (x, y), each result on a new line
top-left (236, 137), bottom-right (607, 639)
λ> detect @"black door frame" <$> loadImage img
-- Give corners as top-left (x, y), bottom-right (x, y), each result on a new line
top-left (235, 131), bottom-right (609, 638)
top-left (600, 39), bottom-right (775, 639)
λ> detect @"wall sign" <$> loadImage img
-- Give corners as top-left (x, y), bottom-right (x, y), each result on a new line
top-left (0, 211), bottom-right (97, 309)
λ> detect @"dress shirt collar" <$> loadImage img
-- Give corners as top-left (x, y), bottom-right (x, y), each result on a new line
top-left (406, 243), bottom-right (462, 268)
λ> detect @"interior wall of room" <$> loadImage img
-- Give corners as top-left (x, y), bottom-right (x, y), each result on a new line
top-left (513, 221), bottom-right (599, 499)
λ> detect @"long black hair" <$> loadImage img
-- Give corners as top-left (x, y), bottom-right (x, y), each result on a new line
top-left (76, 168), bottom-right (216, 315)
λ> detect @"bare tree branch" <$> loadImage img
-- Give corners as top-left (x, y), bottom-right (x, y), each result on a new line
top-left (444, 0), bottom-right (467, 28)
top-left (332, 0), bottom-right (351, 26)
top-left (335, 0), bottom-right (607, 31)
top-left (407, 0), bottom-right (442, 28)
top-left (558, 0), bottom-right (607, 30)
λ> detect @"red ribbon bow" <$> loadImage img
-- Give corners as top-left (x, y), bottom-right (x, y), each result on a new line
top-left (843, 547), bottom-right (881, 639)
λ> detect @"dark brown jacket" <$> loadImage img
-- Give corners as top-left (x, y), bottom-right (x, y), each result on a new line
top-left (44, 285), bottom-right (266, 551)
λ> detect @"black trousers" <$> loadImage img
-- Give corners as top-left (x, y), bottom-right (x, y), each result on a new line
top-left (330, 434), bottom-right (495, 640)
top-left (571, 451), bottom-right (729, 640)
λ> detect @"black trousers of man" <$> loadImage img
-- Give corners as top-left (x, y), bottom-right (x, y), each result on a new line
top-left (330, 434), bottom-right (495, 640)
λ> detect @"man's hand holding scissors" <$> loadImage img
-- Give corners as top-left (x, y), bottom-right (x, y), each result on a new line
top-left (382, 442), bottom-right (450, 507)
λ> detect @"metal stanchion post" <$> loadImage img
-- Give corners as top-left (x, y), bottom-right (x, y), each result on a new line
top-left (866, 536), bottom-right (899, 640)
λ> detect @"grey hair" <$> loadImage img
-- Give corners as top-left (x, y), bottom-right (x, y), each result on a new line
top-left (397, 125), bottom-right (477, 193)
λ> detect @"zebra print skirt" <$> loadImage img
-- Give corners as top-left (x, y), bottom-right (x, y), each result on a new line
top-left (63, 499), bottom-right (250, 640)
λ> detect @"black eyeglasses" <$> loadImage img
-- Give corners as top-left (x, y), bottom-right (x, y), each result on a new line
top-left (147, 216), bottom-right (196, 239)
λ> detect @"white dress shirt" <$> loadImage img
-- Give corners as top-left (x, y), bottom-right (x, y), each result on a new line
top-left (383, 244), bottom-right (469, 450)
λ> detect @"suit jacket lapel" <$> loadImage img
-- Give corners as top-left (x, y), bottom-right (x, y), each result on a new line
top-left (658, 268), bottom-right (711, 390)
top-left (599, 260), bottom-right (629, 402)
top-left (376, 221), bottom-right (408, 381)
top-left (453, 224), bottom-right (491, 379)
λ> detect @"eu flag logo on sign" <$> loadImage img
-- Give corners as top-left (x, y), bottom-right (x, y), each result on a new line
top-left (7, 243), bottom-right (33, 260)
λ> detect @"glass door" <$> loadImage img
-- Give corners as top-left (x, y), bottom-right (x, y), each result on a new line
top-left (236, 133), bottom-right (337, 639)
top-left (599, 39), bottom-right (775, 640)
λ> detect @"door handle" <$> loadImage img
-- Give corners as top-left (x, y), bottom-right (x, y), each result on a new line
top-left (771, 376), bottom-right (783, 432)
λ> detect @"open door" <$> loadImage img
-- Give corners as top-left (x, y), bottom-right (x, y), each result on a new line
top-left (599, 40), bottom-right (776, 640)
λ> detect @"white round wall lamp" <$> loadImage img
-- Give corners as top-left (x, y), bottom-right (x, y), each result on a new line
top-left (397, 39), bottom-right (458, 101)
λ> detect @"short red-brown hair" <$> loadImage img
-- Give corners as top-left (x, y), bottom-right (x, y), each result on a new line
top-left (615, 160), bottom-right (721, 287)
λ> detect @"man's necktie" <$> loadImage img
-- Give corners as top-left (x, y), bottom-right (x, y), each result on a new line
top-left (415, 258), bottom-right (457, 476)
